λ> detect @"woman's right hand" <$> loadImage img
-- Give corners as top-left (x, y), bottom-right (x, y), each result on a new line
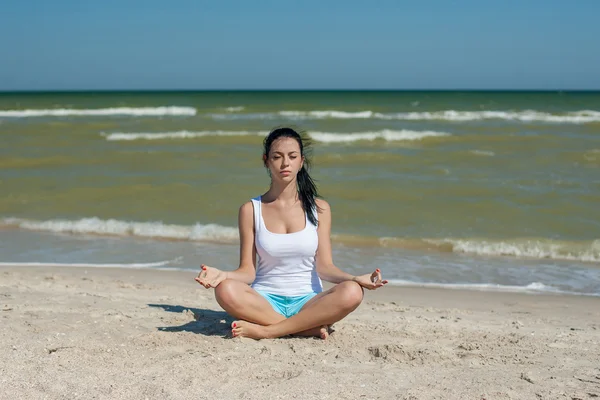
top-left (194, 264), bottom-right (228, 289)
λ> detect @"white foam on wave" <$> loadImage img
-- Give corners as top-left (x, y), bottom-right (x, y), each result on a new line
top-left (1, 217), bottom-right (239, 243)
top-left (0, 106), bottom-right (197, 118)
top-left (428, 238), bottom-right (600, 263)
top-left (470, 150), bottom-right (495, 156)
top-left (103, 129), bottom-right (450, 143)
top-left (385, 280), bottom-right (597, 296)
top-left (310, 129), bottom-right (450, 143)
top-left (208, 109), bottom-right (600, 123)
top-left (103, 130), bottom-right (262, 141)
top-left (209, 112), bottom-right (274, 120)
top-left (224, 106), bottom-right (245, 112)
top-left (280, 110), bottom-right (375, 119)
top-left (381, 110), bottom-right (600, 123)
top-left (0, 257), bottom-right (181, 269)
top-left (4, 217), bottom-right (598, 265)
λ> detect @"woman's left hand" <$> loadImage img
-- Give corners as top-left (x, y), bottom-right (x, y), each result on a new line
top-left (352, 268), bottom-right (388, 290)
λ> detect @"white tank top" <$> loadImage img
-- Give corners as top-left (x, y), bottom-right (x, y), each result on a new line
top-left (250, 196), bottom-right (323, 296)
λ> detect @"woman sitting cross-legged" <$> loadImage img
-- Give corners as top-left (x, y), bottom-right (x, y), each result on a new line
top-left (195, 127), bottom-right (387, 340)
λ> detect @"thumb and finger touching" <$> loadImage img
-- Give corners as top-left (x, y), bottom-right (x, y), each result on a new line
top-left (195, 265), bottom-right (215, 289)
top-left (368, 269), bottom-right (388, 289)
top-left (197, 264), bottom-right (387, 291)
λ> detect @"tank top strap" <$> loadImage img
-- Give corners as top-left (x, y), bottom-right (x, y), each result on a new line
top-left (251, 195), bottom-right (318, 229)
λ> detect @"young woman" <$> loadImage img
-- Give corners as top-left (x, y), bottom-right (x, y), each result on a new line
top-left (195, 127), bottom-right (387, 339)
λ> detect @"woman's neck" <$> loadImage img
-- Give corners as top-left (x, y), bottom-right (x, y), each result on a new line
top-left (264, 179), bottom-right (298, 205)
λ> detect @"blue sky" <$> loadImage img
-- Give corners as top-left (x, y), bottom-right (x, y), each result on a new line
top-left (1, 0), bottom-right (599, 90)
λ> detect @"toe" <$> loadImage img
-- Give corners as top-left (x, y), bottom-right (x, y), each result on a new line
top-left (319, 325), bottom-right (329, 340)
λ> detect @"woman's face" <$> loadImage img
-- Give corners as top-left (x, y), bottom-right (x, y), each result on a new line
top-left (265, 137), bottom-right (304, 182)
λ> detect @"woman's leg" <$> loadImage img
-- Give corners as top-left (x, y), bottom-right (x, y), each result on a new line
top-left (214, 279), bottom-right (285, 325)
top-left (215, 279), bottom-right (330, 338)
top-left (231, 280), bottom-right (364, 339)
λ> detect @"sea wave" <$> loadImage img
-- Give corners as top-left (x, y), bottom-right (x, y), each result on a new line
top-left (385, 280), bottom-right (598, 296)
top-left (338, 235), bottom-right (600, 263)
top-left (470, 150), bottom-right (495, 156)
top-left (382, 110), bottom-right (600, 123)
top-left (0, 106), bottom-right (197, 117)
top-left (209, 109), bottom-right (600, 123)
top-left (280, 110), bottom-right (375, 119)
top-left (102, 129), bottom-right (450, 143)
top-left (3, 217), bottom-right (598, 263)
top-left (0, 258), bottom-right (181, 269)
top-left (1, 217), bottom-right (238, 243)
top-left (424, 238), bottom-right (600, 263)
top-left (102, 130), bottom-right (262, 141)
top-left (309, 129), bottom-right (449, 143)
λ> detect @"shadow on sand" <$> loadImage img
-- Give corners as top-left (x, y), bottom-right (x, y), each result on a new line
top-left (148, 304), bottom-right (232, 337)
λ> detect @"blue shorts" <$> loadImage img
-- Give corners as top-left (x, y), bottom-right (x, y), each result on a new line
top-left (256, 290), bottom-right (318, 318)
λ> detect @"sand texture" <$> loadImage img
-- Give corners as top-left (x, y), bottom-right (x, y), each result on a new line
top-left (1, 266), bottom-right (599, 399)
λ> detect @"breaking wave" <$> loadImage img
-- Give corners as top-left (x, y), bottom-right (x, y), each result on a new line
top-left (0, 258), bottom-right (181, 269)
top-left (102, 129), bottom-right (450, 143)
top-left (0, 106), bottom-right (197, 118)
top-left (208, 109), bottom-right (600, 123)
top-left (385, 280), bottom-right (598, 296)
top-left (3, 217), bottom-right (598, 263)
top-left (1, 217), bottom-right (238, 243)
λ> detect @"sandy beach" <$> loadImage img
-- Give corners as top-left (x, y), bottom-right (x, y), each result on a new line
top-left (1, 265), bottom-right (599, 399)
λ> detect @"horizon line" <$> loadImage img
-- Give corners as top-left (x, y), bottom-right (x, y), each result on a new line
top-left (1, 88), bottom-right (600, 94)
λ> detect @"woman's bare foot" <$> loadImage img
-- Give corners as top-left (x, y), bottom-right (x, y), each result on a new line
top-left (319, 325), bottom-right (329, 340)
top-left (290, 324), bottom-right (330, 339)
top-left (231, 321), bottom-right (269, 339)
top-left (231, 321), bottom-right (331, 340)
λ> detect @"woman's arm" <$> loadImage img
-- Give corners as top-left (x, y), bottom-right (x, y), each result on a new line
top-left (196, 202), bottom-right (256, 288)
top-left (314, 199), bottom-right (388, 290)
top-left (226, 201), bottom-right (257, 284)
top-left (314, 199), bottom-right (356, 283)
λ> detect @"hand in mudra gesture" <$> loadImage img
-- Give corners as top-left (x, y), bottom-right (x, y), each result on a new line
top-left (194, 264), bottom-right (227, 289)
top-left (352, 268), bottom-right (388, 290)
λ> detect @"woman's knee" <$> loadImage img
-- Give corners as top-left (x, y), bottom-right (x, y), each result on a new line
top-left (214, 279), bottom-right (242, 308)
top-left (337, 280), bottom-right (364, 309)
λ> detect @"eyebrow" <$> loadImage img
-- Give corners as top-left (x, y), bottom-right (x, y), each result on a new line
top-left (273, 151), bottom-right (299, 155)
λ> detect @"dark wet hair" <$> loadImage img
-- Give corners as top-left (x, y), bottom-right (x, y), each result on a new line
top-left (263, 127), bottom-right (321, 226)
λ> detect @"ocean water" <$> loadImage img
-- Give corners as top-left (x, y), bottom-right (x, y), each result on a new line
top-left (1, 91), bottom-right (599, 296)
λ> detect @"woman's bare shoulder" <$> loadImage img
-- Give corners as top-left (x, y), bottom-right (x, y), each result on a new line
top-left (315, 198), bottom-right (331, 214)
top-left (239, 201), bottom-right (254, 213)
top-left (238, 201), bottom-right (255, 224)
